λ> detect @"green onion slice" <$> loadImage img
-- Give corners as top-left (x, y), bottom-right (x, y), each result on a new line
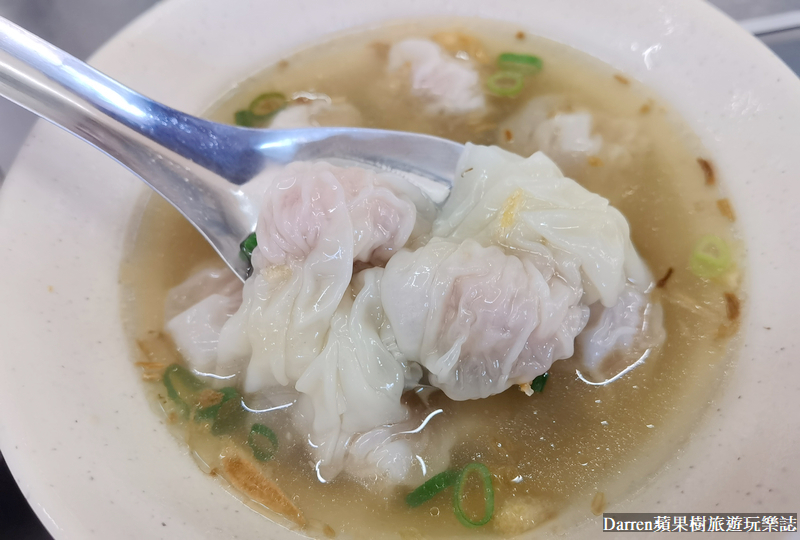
top-left (249, 92), bottom-right (287, 119)
top-left (240, 232), bottom-right (258, 261)
top-left (162, 364), bottom-right (205, 416)
top-left (530, 372), bottom-right (549, 393)
top-left (690, 235), bottom-right (732, 279)
top-left (453, 463), bottom-right (494, 528)
top-left (405, 469), bottom-right (460, 508)
top-left (497, 53), bottom-right (543, 75)
top-left (234, 110), bottom-right (257, 127)
top-left (248, 423), bottom-right (279, 462)
top-left (486, 71), bottom-right (525, 97)
top-left (210, 390), bottom-right (246, 436)
top-left (195, 386), bottom-right (239, 421)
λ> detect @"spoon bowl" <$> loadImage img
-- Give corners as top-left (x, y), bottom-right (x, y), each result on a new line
top-left (0, 17), bottom-right (462, 280)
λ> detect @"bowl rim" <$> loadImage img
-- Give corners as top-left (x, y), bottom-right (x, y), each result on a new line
top-left (1, 0), bottom-right (800, 538)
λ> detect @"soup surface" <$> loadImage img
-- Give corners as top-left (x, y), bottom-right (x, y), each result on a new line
top-left (121, 19), bottom-right (742, 539)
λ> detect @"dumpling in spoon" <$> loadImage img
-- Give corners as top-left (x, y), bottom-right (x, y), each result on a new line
top-left (216, 161), bottom-right (436, 392)
top-left (382, 144), bottom-right (664, 400)
top-left (382, 238), bottom-right (588, 400)
top-left (293, 267), bottom-right (448, 486)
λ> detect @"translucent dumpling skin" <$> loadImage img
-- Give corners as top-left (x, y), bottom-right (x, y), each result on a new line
top-left (382, 238), bottom-right (588, 400)
top-left (498, 95), bottom-right (645, 178)
top-left (165, 267), bottom-right (242, 373)
top-left (434, 144), bottom-right (651, 306)
top-left (163, 143), bottom-right (664, 486)
top-left (387, 38), bottom-right (485, 115)
top-left (268, 96), bottom-right (363, 129)
top-left (220, 161), bottom-right (432, 393)
top-left (382, 144), bottom-right (661, 400)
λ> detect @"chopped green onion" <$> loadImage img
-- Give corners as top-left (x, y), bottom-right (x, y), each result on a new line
top-left (497, 53), bottom-right (543, 75)
top-left (249, 92), bottom-right (287, 118)
top-left (240, 232), bottom-right (258, 261)
top-left (162, 364), bottom-right (246, 435)
top-left (486, 71), bottom-right (525, 97)
top-left (248, 423), bottom-right (279, 462)
top-left (210, 389), bottom-right (246, 436)
top-left (163, 364), bottom-right (205, 416)
top-left (453, 463), bottom-right (494, 528)
top-left (234, 110), bottom-right (257, 127)
top-left (234, 92), bottom-right (286, 127)
top-left (195, 386), bottom-right (239, 421)
top-left (530, 372), bottom-right (549, 393)
top-left (405, 469), bottom-right (460, 508)
top-left (690, 235), bottom-right (732, 279)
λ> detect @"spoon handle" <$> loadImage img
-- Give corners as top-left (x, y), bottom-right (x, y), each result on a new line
top-left (0, 16), bottom-right (253, 278)
top-left (0, 17), bottom-right (212, 170)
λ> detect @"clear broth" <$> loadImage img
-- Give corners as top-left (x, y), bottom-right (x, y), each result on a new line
top-left (121, 19), bottom-right (742, 539)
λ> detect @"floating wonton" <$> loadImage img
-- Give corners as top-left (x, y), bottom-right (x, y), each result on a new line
top-left (387, 38), bottom-right (486, 115)
top-left (268, 93), bottom-right (364, 129)
top-left (165, 266), bottom-right (242, 373)
top-left (498, 95), bottom-right (646, 176)
top-left (576, 282), bottom-right (665, 380)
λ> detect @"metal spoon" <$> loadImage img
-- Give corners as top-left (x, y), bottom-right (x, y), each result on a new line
top-left (0, 17), bottom-right (462, 281)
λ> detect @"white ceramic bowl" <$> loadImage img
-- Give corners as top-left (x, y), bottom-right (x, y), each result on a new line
top-left (1, 0), bottom-right (799, 538)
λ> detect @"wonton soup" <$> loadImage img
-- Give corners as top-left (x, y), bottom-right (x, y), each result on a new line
top-left (121, 19), bottom-right (741, 539)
